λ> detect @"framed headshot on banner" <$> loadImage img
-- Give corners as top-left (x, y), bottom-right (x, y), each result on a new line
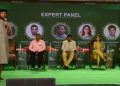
top-left (7, 22), bottom-right (17, 39)
top-left (103, 24), bottom-right (120, 40)
top-left (78, 23), bottom-right (95, 40)
top-left (51, 23), bottom-right (70, 40)
top-left (25, 22), bottom-right (44, 39)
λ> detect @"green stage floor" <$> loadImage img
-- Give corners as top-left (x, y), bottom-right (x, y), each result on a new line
top-left (0, 66), bottom-right (120, 86)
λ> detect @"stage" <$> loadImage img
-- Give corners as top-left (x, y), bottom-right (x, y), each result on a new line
top-left (0, 66), bottom-right (120, 86)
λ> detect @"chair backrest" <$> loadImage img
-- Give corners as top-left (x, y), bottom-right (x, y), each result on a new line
top-left (9, 39), bottom-right (16, 54)
top-left (89, 39), bottom-right (95, 52)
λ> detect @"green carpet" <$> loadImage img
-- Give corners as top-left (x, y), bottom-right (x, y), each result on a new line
top-left (0, 66), bottom-right (120, 86)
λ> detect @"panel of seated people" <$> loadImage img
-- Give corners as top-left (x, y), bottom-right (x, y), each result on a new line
top-left (7, 40), bottom-right (120, 70)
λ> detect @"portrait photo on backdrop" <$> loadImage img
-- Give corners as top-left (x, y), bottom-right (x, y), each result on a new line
top-left (103, 24), bottom-right (120, 40)
top-left (7, 22), bottom-right (17, 39)
top-left (25, 23), bottom-right (44, 39)
top-left (52, 23), bottom-right (70, 40)
top-left (78, 24), bottom-right (95, 40)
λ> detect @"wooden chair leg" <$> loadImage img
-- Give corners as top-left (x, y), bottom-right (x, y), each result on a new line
top-left (89, 54), bottom-right (94, 68)
top-left (13, 58), bottom-right (17, 69)
top-left (59, 58), bottom-right (64, 69)
top-left (12, 56), bottom-right (17, 69)
top-left (9, 55), bottom-right (17, 69)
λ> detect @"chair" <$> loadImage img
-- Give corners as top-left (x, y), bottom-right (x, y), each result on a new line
top-left (105, 44), bottom-right (115, 68)
top-left (8, 39), bottom-right (17, 69)
top-left (75, 51), bottom-right (85, 68)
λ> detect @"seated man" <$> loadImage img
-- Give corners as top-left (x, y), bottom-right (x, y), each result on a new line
top-left (8, 39), bottom-right (17, 69)
top-left (29, 33), bottom-right (46, 69)
top-left (61, 34), bottom-right (76, 69)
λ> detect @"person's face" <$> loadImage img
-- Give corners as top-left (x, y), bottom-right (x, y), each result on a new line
top-left (36, 34), bottom-right (40, 40)
top-left (31, 26), bottom-right (38, 36)
top-left (0, 11), bottom-right (7, 19)
top-left (109, 28), bottom-right (116, 36)
top-left (57, 26), bottom-right (65, 35)
top-left (67, 36), bottom-right (72, 42)
top-left (96, 36), bottom-right (100, 41)
top-left (84, 27), bottom-right (90, 34)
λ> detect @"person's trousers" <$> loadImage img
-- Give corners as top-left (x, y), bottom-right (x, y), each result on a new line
top-left (29, 51), bottom-right (44, 68)
top-left (62, 51), bottom-right (74, 67)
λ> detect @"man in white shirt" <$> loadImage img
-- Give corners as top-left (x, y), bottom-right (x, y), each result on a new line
top-left (61, 34), bottom-right (76, 69)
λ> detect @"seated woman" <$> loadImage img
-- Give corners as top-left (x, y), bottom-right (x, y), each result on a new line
top-left (92, 35), bottom-right (107, 68)
top-left (8, 39), bottom-right (17, 69)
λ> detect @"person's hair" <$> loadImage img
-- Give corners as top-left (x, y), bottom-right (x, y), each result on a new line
top-left (36, 33), bottom-right (41, 36)
top-left (58, 25), bottom-right (65, 29)
top-left (108, 25), bottom-right (116, 31)
top-left (82, 25), bottom-right (92, 36)
top-left (31, 25), bottom-right (38, 30)
top-left (0, 9), bottom-right (7, 13)
top-left (0, 9), bottom-right (7, 19)
top-left (67, 34), bottom-right (72, 38)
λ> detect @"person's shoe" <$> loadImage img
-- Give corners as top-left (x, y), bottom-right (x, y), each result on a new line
top-left (89, 64), bottom-right (92, 69)
top-left (96, 65), bottom-right (100, 69)
top-left (63, 65), bottom-right (66, 69)
top-left (30, 67), bottom-right (35, 69)
top-left (66, 66), bottom-right (69, 69)
top-left (42, 66), bottom-right (45, 69)
top-left (63, 65), bottom-right (69, 70)
top-left (38, 66), bottom-right (41, 69)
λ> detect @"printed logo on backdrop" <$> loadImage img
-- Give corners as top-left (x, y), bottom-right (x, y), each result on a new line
top-left (7, 22), bottom-right (18, 39)
top-left (78, 23), bottom-right (96, 40)
top-left (103, 23), bottom-right (120, 40)
top-left (51, 23), bottom-right (70, 40)
top-left (25, 22), bottom-right (44, 39)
